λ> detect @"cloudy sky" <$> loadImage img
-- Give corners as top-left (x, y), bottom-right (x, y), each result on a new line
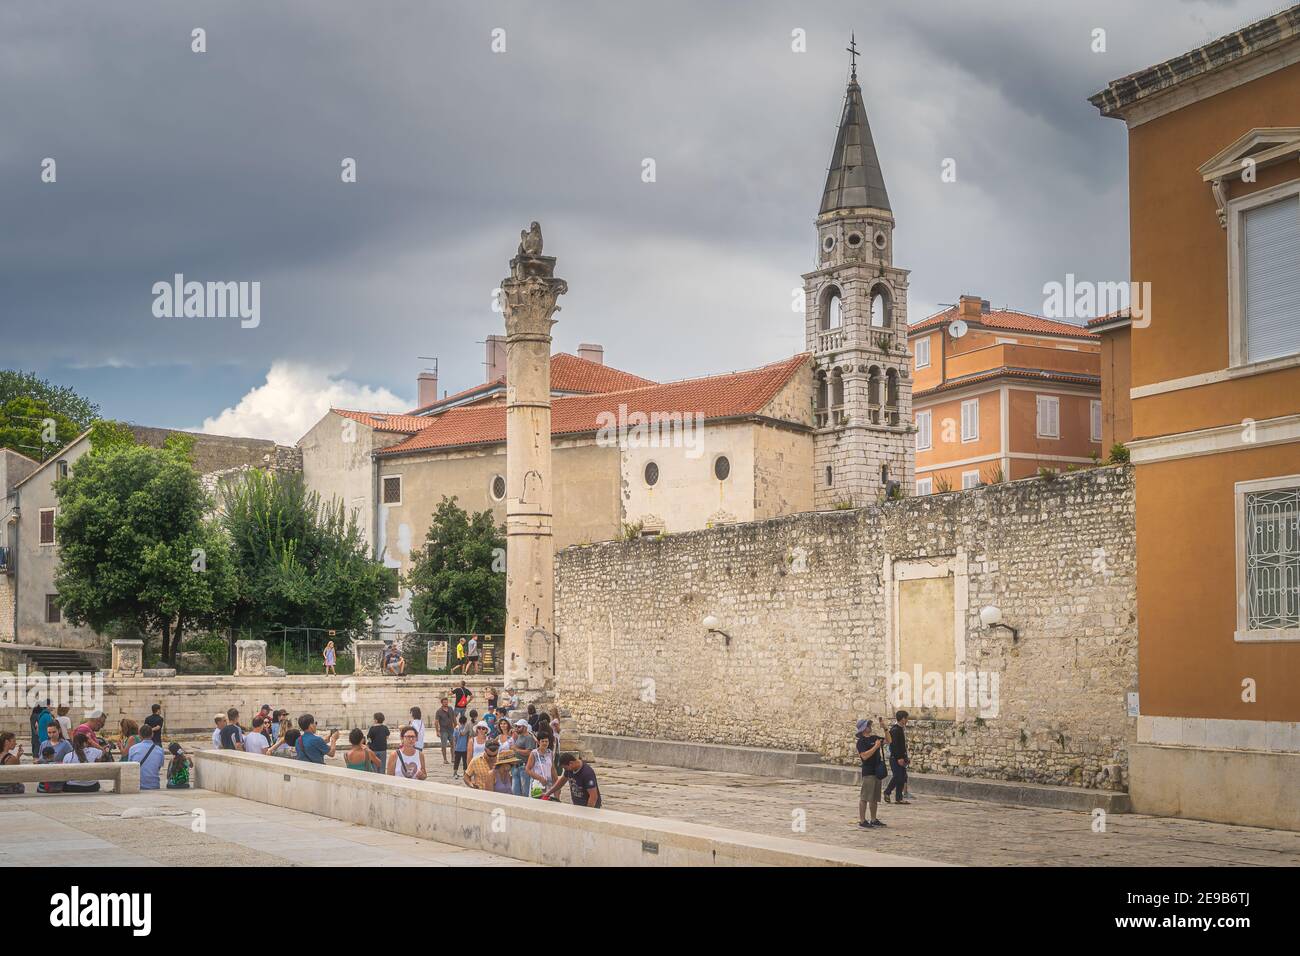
top-left (0, 0), bottom-right (1274, 442)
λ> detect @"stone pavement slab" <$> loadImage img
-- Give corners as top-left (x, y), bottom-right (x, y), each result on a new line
top-left (0, 787), bottom-right (534, 868)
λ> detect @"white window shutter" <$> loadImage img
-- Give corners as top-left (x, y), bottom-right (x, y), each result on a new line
top-left (1243, 196), bottom-right (1300, 364)
top-left (961, 399), bottom-right (978, 441)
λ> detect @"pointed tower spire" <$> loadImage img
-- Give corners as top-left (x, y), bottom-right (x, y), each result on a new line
top-left (819, 38), bottom-right (890, 215)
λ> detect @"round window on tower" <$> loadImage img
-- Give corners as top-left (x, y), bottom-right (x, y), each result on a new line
top-left (847, 232), bottom-right (862, 248)
top-left (490, 474), bottom-right (506, 501)
top-left (713, 455), bottom-right (731, 482)
top-left (644, 461), bottom-right (660, 487)
top-left (874, 231), bottom-right (887, 250)
top-left (822, 235), bottom-right (836, 253)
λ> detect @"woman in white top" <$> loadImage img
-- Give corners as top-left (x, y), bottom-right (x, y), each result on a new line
top-left (387, 726), bottom-right (427, 780)
top-left (468, 722), bottom-right (489, 760)
top-left (409, 707), bottom-right (426, 751)
top-left (63, 732), bottom-right (105, 792)
top-left (526, 732), bottom-right (556, 798)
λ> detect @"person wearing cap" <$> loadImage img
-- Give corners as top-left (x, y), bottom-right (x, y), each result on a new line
top-left (855, 719), bottom-right (887, 829)
top-left (509, 718), bottom-right (537, 796)
top-left (74, 709), bottom-right (107, 749)
top-left (463, 739), bottom-right (499, 791)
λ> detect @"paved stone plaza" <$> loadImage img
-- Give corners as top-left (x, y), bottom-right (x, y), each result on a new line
top-left (570, 760), bottom-right (1300, 867)
top-left (6, 740), bottom-right (1297, 867)
top-left (0, 788), bottom-right (531, 867)
top-left (407, 746), bottom-right (1298, 867)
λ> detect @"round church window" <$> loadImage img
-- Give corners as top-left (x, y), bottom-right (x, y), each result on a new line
top-left (847, 232), bottom-right (862, 247)
top-left (490, 474), bottom-right (506, 501)
top-left (644, 461), bottom-right (660, 487)
top-left (713, 456), bottom-right (731, 482)
top-left (822, 235), bottom-right (835, 253)
top-left (874, 231), bottom-right (887, 250)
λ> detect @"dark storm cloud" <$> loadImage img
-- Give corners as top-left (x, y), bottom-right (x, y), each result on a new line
top-left (0, 0), bottom-right (1280, 428)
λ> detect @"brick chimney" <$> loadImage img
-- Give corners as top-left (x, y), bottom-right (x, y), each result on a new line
top-left (577, 343), bottom-right (604, 365)
top-left (485, 334), bottom-right (508, 382)
top-left (417, 369), bottom-right (438, 408)
top-left (958, 295), bottom-right (989, 321)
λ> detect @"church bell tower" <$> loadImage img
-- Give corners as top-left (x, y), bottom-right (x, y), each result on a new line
top-left (803, 38), bottom-right (913, 506)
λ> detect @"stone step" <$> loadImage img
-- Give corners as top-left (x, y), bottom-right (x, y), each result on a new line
top-left (794, 762), bottom-right (1131, 813)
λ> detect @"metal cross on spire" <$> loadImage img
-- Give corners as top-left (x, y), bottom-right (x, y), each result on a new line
top-left (846, 32), bottom-right (859, 79)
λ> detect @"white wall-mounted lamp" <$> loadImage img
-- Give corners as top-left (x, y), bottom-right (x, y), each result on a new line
top-left (702, 615), bottom-right (732, 646)
top-left (979, 605), bottom-right (1019, 642)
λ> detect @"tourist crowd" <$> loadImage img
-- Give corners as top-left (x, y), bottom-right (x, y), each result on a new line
top-left (3, 683), bottom-right (598, 808)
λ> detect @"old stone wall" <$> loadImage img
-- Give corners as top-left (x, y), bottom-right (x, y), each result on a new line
top-left (555, 466), bottom-right (1137, 789)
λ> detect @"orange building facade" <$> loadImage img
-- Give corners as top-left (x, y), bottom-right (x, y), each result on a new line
top-left (1092, 8), bottom-right (1300, 829)
top-left (909, 296), bottom-right (1102, 492)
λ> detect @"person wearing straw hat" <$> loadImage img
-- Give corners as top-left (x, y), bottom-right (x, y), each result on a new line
top-left (463, 739), bottom-right (499, 791)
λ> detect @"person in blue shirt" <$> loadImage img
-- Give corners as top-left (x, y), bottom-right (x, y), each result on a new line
top-left (127, 728), bottom-right (167, 790)
top-left (294, 714), bottom-right (338, 763)
top-left (30, 701), bottom-right (55, 755)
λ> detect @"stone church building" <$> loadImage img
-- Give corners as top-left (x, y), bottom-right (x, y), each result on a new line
top-left (300, 61), bottom-right (926, 629)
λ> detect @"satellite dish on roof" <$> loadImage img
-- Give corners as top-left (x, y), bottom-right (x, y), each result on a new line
top-left (948, 319), bottom-right (968, 339)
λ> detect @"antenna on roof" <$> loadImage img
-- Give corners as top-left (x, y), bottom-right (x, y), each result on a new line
top-left (418, 356), bottom-right (438, 375)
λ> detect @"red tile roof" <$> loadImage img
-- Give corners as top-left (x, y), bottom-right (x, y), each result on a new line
top-left (379, 354), bottom-right (810, 457)
top-left (915, 367), bottom-right (1101, 399)
top-left (407, 353), bottom-right (655, 415)
top-left (910, 308), bottom-right (1096, 339)
top-left (1087, 308), bottom-right (1132, 330)
top-left (332, 409), bottom-right (429, 434)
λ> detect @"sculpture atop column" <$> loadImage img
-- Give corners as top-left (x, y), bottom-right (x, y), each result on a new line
top-left (500, 222), bottom-right (567, 694)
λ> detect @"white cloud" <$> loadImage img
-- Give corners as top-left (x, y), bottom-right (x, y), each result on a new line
top-left (194, 361), bottom-right (410, 444)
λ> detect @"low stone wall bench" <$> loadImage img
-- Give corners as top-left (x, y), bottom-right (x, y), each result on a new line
top-left (0, 760), bottom-right (142, 794)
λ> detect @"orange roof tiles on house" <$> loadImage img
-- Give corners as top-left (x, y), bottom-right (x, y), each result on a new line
top-left (331, 409), bottom-right (430, 434)
top-left (915, 367), bottom-right (1101, 399)
top-left (1087, 308), bottom-right (1132, 330)
top-left (379, 354), bottom-right (810, 457)
top-left (406, 353), bottom-right (655, 415)
top-left (909, 307), bottom-right (1097, 339)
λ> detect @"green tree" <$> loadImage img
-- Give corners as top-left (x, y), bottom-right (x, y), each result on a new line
top-left (405, 496), bottom-right (505, 633)
top-left (0, 370), bottom-right (100, 430)
top-left (0, 396), bottom-right (81, 461)
top-left (52, 438), bottom-right (236, 664)
top-left (219, 470), bottom-right (394, 645)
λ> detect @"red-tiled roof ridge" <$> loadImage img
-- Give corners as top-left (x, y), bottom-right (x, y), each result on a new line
top-left (405, 352), bottom-right (655, 416)
top-left (331, 409), bottom-right (429, 434)
top-left (1087, 308), bottom-right (1132, 329)
top-left (915, 367), bottom-right (1101, 398)
top-left (909, 306), bottom-right (1096, 338)
top-left (379, 353), bottom-right (810, 457)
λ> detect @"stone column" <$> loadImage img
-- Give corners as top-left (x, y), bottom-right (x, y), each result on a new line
top-left (110, 638), bottom-right (144, 676)
top-left (353, 639), bottom-right (386, 676)
top-left (500, 223), bottom-right (567, 693)
top-left (234, 639), bottom-right (267, 676)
